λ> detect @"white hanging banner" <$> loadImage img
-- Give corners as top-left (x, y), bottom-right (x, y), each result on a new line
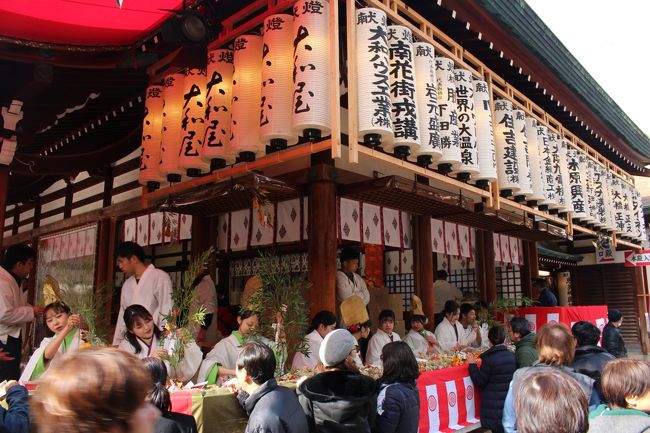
top-left (435, 56), bottom-right (461, 168)
top-left (566, 148), bottom-right (587, 220)
top-left (537, 125), bottom-right (557, 207)
top-left (203, 48), bottom-right (236, 166)
top-left (362, 202), bottom-right (383, 245)
top-left (512, 109), bottom-right (532, 197)
top-left (179, 214), bottom-right (193, 240)
top-left (292, 0), bottom-right (331, 137)
top-left (493, 233), bottom-right (503, 264)
top-left (524, 117), bottom-right (545, 203)
top-left (250, 204), bottom-right (275, 247)
top-left (401, 249), bottom-right (414, 273)
top-left (384, 250), bottom-right (401, 275)
top-left (124, 218), bottom-right (136, 242)
top-left (499, 234), bottom-right (512, 265)
top-left (149, 212), bottom-right (164, 246)
top-left (217, 213), bottom-right (229, 251)
top-left (444, 221), bottom-right (459, 257)
top-left (382, 207), bottom-right (401, 248)
top-left (84, 228), bottom-right (96, 257)
top-left (548, 132), bottom-right (566, 211)
top-left (413, 42), bottom-right (441, 163)
top-left (472, 79), bottom-right (497, 182)
top-left (401, 211), bottom-right (412, 249)
top-left (431, 218), bottom-right (445, 254)
top-left (136, 215), bottom-right (150, 246)
top-left (457, 224), bottom-right (470, 259)
top-left (509, 236), bottom-right (521, 266)
top-left (276, 199), bottom-right (302, 243)
top-left (386, 25), bottom-right (420, 157)
top-left (493, 99), bottom-right (520, 194)
top-left (229, 209), bottom-right (250, 251)
top-left (355, 7), bottom-right (394, 147)
top-left (340, 198), bottom-right (362, 242)
top-left (453, 69), bottom-right (479, 177)
top-left (261, 14), bottom-right (299, 147)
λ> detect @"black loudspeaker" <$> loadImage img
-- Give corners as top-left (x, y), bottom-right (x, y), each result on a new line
top-left (160, 11), bottom-right (209, 44)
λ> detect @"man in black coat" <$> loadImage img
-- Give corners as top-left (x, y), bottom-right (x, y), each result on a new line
top-left (235, 342), bottom-right (309, 433)
top-left (468, 326), bottom-right (517, 433)
top-left (570, 321), bottom-right (615, 403)
top-left (602, 309), bottom-right (627, 358)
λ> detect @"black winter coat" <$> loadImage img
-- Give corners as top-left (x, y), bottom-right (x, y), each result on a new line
top-left (298, 370), bottom-right (377, 433)
top-left (602, 322), bottom-right (627, 358)
top-left (238, 379), bottom-right (309, 433)
top-left (468, 344), bottom-right (517, 433)
top-left (373, 381), bottom-right (419, 433)
top-left (571, 344), bottom-right (615, 404)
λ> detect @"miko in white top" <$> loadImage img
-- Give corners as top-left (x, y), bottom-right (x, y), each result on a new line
top-left (403, 316), bottom-right (440, 358)
top-left (292, 310), bottom-right (338, 370)
top-left (20, 302), bottom-right (82, 383)
top-left (434, 302), bottom-right (477, 352)
top-left (117, 304), bottom-right (201, 383)
top-left (365, 311), bottom-right (401, 367)
top-left (113, 244), bottom-right (173, 346)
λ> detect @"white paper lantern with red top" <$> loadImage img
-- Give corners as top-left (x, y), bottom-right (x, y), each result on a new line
top-left (139, 85), bottom-right (165, 190)
top-left (178, 68), bottom-right (209, 177)
top-left (492, 99), bottom-right (520, 195)
top-left (452, 68), bottom-right (479, 179)
top-left (261, 14), bottom-right (299, 150)
top-left (231, 35), bottom-right (264, 161)
top-left (159, 73), bottom-right (185, 183)
top-left (536, 125), bottom-right (557, 209)
top-left (412, 42), bottom-right (441, 165)
top-left (435, 56), bottom-right (461, 172)
top-left (524, 117), bottom-right (546, 203)
top-left (472, 79), bottom-right (497, 183)
top-left (202, 48), bottom-right (236, 169)
top-left (511, 109), bottom-right (532, 198)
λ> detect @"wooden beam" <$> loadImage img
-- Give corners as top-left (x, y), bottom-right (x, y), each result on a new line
top-left (307, 179), bottom-right (337, 316)
top-left (634, 267), bottom-right (649, 354)
top-left (414, 213), bottom-right (435, 331)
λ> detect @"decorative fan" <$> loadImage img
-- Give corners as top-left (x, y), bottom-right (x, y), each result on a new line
top-left (43, 274), bottom-right (62, 305)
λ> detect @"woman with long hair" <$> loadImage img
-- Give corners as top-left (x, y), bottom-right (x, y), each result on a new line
top-left (292, 310), bottom-right (338, 369)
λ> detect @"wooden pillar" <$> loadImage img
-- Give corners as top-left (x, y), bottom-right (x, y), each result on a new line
top-left (307, 180), bottom-right (337, 315)
top-left (520, 240), bottom-right (535, 299)
top-left (11, 203), bottom-right (19, 235)
top-left (477, 230), bottom-right (497, 303)
top-left (0, 166), bottom-right (8, 251)
top-left (414, 214), bottom-right (435, 331)
top-left (102, 166), bottom-right (114, 208)
top-left (633, 267), bottom-right (649, 354)
top-left (33, 197), bottom-right (41, 229)
top-left (63, 180), bottom-right (73, 219)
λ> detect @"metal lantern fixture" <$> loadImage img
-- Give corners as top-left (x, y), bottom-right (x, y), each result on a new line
top-left (292, 0), bottom-right (331, 141)
top-left (472, 78), bottom-right (497, 185)
top-left (492, 99), bottom-right (520, 196)
top-left (452, 68), bottom-right (479, 180)
top-left (261, 14), bottom-right (299, 151)
top-left (412, 42), bottom-right (441, 166)
top-left (139, 85), bottom-right (165, 191)
top-left (231, 34), bottom-right (264, 162)
top-left (159, 72), bottom-right (185, 183)
top-left (386, 25), bottom-right (420, 159)
top-left (435, 56), bottom-right (461, 173)
top-left (202, 48), bottom-right (236, 170)
top-left (178, 68), bottom-right (209, 177)
top-left (512, 109), bottom-right (532, 200)
top-left (356, 7), bottom-right (394, 149)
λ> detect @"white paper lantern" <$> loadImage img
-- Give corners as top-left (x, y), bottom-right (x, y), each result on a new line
top-left (261, 14), bottom-right (299, 149)
top-left (435, 56), bottom-right (461, 171)
top-left (139, 85), bottom-right (165, 189)
top-left (472, 79), bottom-right (497, 183)
top-left (178, 68), bottom-right (209, 177)
top-left (412, 42), bottom-right (441, 165)
top-left (624, 182), bottom-right (635, 237)
top-left (566, 147), bottom-right (587, 220)
top-left (493, 99), bottom-right (520, 194)
top-left (231, 35), bottom-right (264, 161)
top-left (159, 73), bottom-right (185, 183)
top-left (511, 109), bottom-right (532, 198)
top-left (603, 170), bottom-right (615, 231)
top-left (536, 125), bottom-right (556, 208)
top-left (356, 7), bottom-right (394, 148)
top-left (292, 0), bottom-right (331, 140)
top-left (202, 49), bottom-right (236, 169)
top-left (585, 159), bottom-right (599, 224)
top-left (594, 164), bottom-right (608, 227)
top-left (453, 69), bottom-right (479, 178)
top-left (611, 174), bottom-right (625, 232)
top-left (634, 188), bottom-right (646, 240)
top-left (524, 117), bottom-right (545, 203)
top-left (558, 140), bottom-right (574, 214)
top-left (547, 132), bottom-right (566, 211)
top-left (385, 25), bottom-right (420, 159)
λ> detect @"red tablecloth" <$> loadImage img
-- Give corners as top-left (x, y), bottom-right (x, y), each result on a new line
top-left (514, 306), bottom-right (608, 335)
top-left (417, 364), bottom-right (479, 433)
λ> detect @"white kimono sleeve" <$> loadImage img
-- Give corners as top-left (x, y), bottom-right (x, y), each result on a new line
top-left (167, 341), bottom-right (202, 383)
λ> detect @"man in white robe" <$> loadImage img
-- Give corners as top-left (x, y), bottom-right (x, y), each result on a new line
top-left (112, 242), bottom-right (173, 346)
top-left (336, 247), bottom-right (369, 325)
top-left (0, 244), bottom-right (42, 380)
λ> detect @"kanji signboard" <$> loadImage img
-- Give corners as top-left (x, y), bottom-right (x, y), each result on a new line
top-left (624, 250), bottom-right (650, 267)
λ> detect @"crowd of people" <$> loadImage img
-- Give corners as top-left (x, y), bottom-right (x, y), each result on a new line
top-left (0, 241), bottom-right (649, 433)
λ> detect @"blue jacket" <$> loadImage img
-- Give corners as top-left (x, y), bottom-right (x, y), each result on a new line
top-left (238, 379), bottom-right (309, 433)
top-left (0, 385), bottom-right (29, 433)
top-left (537, 289), bottom-right (558, 307)
top-left (468, 344), bottom-right (517, 433)
top-left (373, 381), bottom-right (419, 433)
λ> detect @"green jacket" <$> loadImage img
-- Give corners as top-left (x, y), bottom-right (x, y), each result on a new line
top-left (588, 404), bottom-right (650, 433)
top-left (514, 332), bottom-right (537, 368)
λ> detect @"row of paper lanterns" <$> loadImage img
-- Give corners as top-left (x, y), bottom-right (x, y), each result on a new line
top-left (139, 0), bottom-right (332, 187)
top-left (355, 7), bottom-right (646, 241)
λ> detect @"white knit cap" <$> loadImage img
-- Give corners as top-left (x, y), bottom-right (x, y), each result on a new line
top-left (319, 329), bottom-right (357, 367)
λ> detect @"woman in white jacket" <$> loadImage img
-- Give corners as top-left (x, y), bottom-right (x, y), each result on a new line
top-left (117, 304), bottom-right (201, 383)
top-left (434, 300), bottom-right (476, 352)
top-left (291, 310), bottom-right (337, 370)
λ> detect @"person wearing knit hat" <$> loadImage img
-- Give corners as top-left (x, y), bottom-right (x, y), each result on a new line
top-left (602, 309), bottom-right (627, 358)
top-left (404, 295), bottom-right (440, 357)
top-left (298, 329), bottom-right (377, 433)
